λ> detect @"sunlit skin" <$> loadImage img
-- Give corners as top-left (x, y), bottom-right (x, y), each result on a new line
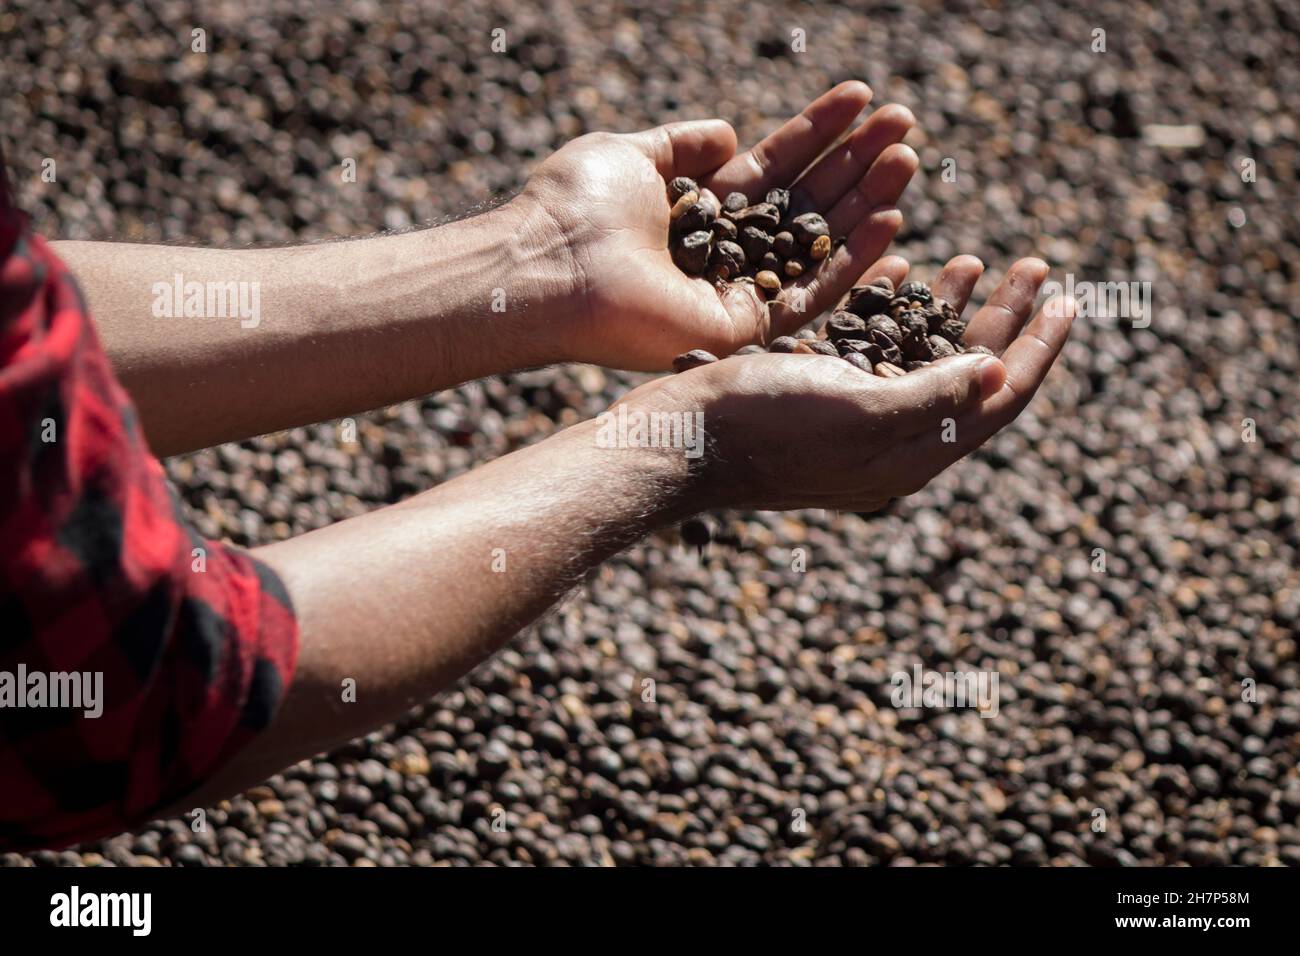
top-left (44, 84), bottom-right (1074, 816)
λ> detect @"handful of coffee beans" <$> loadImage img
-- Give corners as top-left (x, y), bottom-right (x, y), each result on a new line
top-left (671, 276), bottom-right (992, 378)
top-left (666, 176), bottom-right (834, 288)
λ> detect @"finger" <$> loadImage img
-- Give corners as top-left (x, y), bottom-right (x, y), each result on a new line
top-left (821, 142), bottom-right (919, 239)
top-left (633, 120), bottom-right (738, 179)
top-left (962, 257), bottom-right (1050, 355)
top-left (930, 255), bottom-right (984, 315)
top-left (704, 81), bottom-right (873, 199)
top-left (858, 353), bottom-right (1006, 441)
top-left (857, 255), bottom-right (911, 293)
top-left (768, 206), bottom-right (903, 335)
top-left (791, 104), bottom-right (915, 219)
top-left (895, 294), bottom-right (1076, 478)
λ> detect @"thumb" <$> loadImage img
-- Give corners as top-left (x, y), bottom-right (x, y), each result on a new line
top-left (631, 120), bottom-right (737, 179)
top-left (868, 353), bottom-right (1006, 439)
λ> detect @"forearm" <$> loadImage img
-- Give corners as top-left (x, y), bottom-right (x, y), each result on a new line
top-left (167, 415), bottom-right (701, 809)
top-left (51, 195), bottom-right (576, 456)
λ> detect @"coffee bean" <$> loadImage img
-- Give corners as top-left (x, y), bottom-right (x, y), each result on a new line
top-left (929, 335), bottom-right (957, 359)
top-left (759, 252), bottom-right (782, 273)
top-left (772, 231), bottom-right (797, 257)
top-left (738, 225), bottom-right (773, 262)
top-left (710, 217), bottom-right (738, 242)
top-left (674, 230), bottom-right (713, 275)
top-left (843, 352), bottom-right (873, 373)
top-left (667, 177), bottom-right (698, 203)
top-left (864, 314), bottom-right (902, 344)
top-left (896, 280), bottom-right (933, 306)
top-left (903, 360), bottom-right (930, 371)
top-left (711, 240), bottom-right (746, 278)
top-left (754, 270), bottom-right (782, 293)
top-left (937, 317), bottom-right (968, 342)
top-left (730, 203), bottom-right (782, 230)
top-left (673, 349), bottom-right (720, 373)
top-left (789, 212), bottom-right (829, 246)
top-left (810, 234), bottom-right (832, 260)
top-left (676, 200), bottom-right (715, 234)
top-left (765, 188), bottom-right (791, 217)
top-left (768, 336), bottom-right (799, 353)
top-left (827, 313), bottom-right (867, 341)
top-left (735, 344), bottom-right (766, 355)
top-left (808, 340), bottom-right (840, 357)
top-left (722, 191), bottom-right (749, 213)
top-left (845, 280), bottom-right (895, 317)
top-left (784, 259), bottom-right (804, 278)
top-left (965, 344), bottom-right (995, 356)
top-left (874, 362), bottom-right (907, 378)
top-left (669, 190), bottom-right (699, 222)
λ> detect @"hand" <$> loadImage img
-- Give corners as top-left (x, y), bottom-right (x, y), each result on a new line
top-left (615, 255), bottom-right (1075, 511)
top-left (517, 82), bottom-right (918, 371)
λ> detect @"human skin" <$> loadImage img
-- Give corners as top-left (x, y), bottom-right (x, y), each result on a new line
top-left (42, 83), bottom-right (1075, 814)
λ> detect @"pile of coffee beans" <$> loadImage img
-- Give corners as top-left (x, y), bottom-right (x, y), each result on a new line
top-left (672, 277), bottom-right (991, 379)
top-left (667, 177), bottom-right (834, 288)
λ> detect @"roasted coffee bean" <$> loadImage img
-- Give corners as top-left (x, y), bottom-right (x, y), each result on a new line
top-left (730, 203), bottom-right (782, 230)
top-left (672, 349), bottom-right (720, 373)
top-left (810, 234), bottom-right (832, 260)
top-left (929, 335), bottom-right (957, 359)
top-left (874, 361), bottom-right (907, 378)
top-left (676, 200), bottom-right (715, 234)
top-left (768, 336), bottom-right (799, 353)
top-left (896, 280), bottom-right (933, 306)
top-left (711, 240), bottom-right (746, 278)
top-left (710, 217), bottom-right (738, 242)
top-left (669, 190), bottom-right (698, 221)
top-left (789, 212), bottom-right (830, 246)
top-left (843, 352), bottom-right (874, 373)
top-left (808, 340), bottom-right (840, 356)
top-left (784, 258), bottom-right (804, 278)
top-left (735, 344), bottom-right (766, 355)
top-left (759, 252), bottom-right (782, 273)
top-left (826, 313), bottom-right (867, 341)
top-left (772, 231), bottom-right (797, 257)
top-left (765, 188), bottom-right (791, 217)
top-left (738, 225), bottom-right (774, 263)
top-left (667, 177), bottom-right (698, 203)
top-left (674, 230), bottom-right (712, 275)
top-left (845, 279), bottom-right (895, 317)
top-left (722, 191), bottom-right (749, 213)
top-left (864, 314), bottom-right (902, 344)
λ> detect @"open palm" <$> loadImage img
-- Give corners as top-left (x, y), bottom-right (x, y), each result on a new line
top-left (520, 82), bottom-right (920, 371)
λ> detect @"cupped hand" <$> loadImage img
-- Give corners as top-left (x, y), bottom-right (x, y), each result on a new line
top-left (615, 255), bottom-right (1076, 512)
top-left (519, 82), bottom-right (918, 371)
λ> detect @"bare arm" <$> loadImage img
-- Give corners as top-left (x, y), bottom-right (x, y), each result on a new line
top-left (51, 198), bottom-right (575, 456)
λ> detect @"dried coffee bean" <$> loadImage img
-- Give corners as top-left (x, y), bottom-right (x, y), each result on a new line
top-left (677, 201), bottom-right (715, 234)
top-left (789, 212), bottom-right (830, 246)
top-left (738, 225), bottom-right (773, 263)
top-left (754, 270), bottom-right (782, 293)
top-left (868, 329), bottom-right (903, 364)
top-left (810, 234), bottom-right (832, 260)
top-left (843, 352), bottom-right (874, 373)
top-left (768, 336), bottom-right (798, 353)
top-left (874, 362), bottom-right (907, 378)
top-left (669, 190), bottom-right (699, 221)
top-left (864, 314), bottom-right (902, 344)
top-left (792, 341), bottom-right (818, 354)
top-left (937, 317), bottom-right (968, 343)
top-left (896, 281), bottom-right (933, 306)
top-left (928, 335), bottom-right (957, 359)
top-left (965, 345), bottom-right (995, 356)
top-left (667, 177), bottom-right (698, 203)
top-left (674, 231), bottom-right (712, 275)
top-left (897, 310), bottom-right (929, 340)
top-left (710, 218), bottom-right (738, 242)
top-left (735, 344), bottom-right (766, 355)
top-left (772, 231), bottom-right (797, 257)
top-left (711, 240), bottom-right (746, 278)
top-left (903, 360), bottom-right (930, 372)
top-left (837, 338), bottom-right (870, 356)
top-left (758, 252), bottom-right (782, 274)
top-left (765, 188), bottom-right (791, 217)
top-left (826, 313), bottom-right (867, 341)
top-left (722, 192), bottom-right (749, 213)
top-left (784, 259), bottom-right (804, 278)
top-left (794, 329), bottom-right (817, 340)
top-left (861, 342), bottom-right (888, 366)
top-left (845, 279), bottom-right (895, 317)
top-left (731, 203), bottom-right (781, 230)
top-left (808, 340), bottom-right (840, 357)
top-left (901, 325), bottom-right (934, 361)
top-left (672, 349), bottom-right (720, 372)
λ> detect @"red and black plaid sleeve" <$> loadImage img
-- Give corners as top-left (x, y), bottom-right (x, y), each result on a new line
top-left (0, 178), bottom-right (299, 852)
